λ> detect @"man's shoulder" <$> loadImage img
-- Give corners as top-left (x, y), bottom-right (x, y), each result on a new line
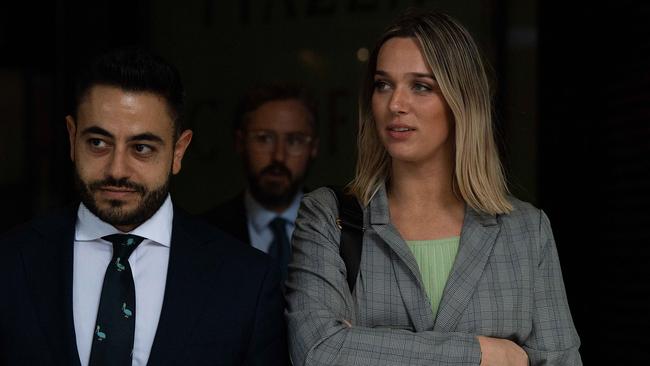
top-left (200, 192), bottom-right (250, 243)
top-left (173, 208), bottom-right (266, 263)
top-left (1, 205), bottom-right (77, 243)
top-left (172, 211), bottom-right (274, 287)
top-left (0, 204), bottom-right (77, 264)
top-left (202, 192), bottom-right (247, 223)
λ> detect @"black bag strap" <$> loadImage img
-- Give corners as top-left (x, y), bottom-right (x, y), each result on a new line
top-left (328, 186), bottom-right (364, 292)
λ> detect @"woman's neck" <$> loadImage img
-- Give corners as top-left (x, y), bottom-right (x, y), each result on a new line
top-left (388, 156), bottom-right (460, 210)
top-left (387, 157), bottom-right (465, 240)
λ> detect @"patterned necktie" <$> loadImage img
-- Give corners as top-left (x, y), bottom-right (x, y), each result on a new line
top-left (268, 217), bottom-right (291, 282)
top-left (89, 234), bottom-right (145, 366)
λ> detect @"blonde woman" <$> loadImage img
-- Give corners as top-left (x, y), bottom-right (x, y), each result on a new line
top-left (286, 9), bottom-right (581, 366)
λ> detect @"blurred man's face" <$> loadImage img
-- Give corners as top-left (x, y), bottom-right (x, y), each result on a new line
top-left (66, 85), bottom-right (192, 232)
top-left (237, 99), bottom-right (318, 212)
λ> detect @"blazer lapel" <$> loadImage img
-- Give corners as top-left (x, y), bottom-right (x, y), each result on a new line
top-left (368, 186), bottom-right (436, 331)
top-left (434, 206), bottom-right (500, 330)
top-left (147, 209), bottom-right (224, 366)
top-left (21, 206), bottom-right (81, 366)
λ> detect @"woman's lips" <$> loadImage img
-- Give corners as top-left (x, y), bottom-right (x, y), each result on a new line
top-left (386, 124), bottom-right (416, 140)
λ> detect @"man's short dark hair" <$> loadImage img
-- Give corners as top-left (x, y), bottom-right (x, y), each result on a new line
top-left (73, 47), bottom-right (185, 138)
top-left (234, 83), bottom-right (318, 135)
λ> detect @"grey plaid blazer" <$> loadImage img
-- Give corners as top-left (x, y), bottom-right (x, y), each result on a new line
top-left (286, 185), bottom-right (581, 366)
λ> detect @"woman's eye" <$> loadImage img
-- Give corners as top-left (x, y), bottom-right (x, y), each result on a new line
top-left (413, 83), bottom-right (432, 92)
top-left (373, 80), bottom-right (390, 91)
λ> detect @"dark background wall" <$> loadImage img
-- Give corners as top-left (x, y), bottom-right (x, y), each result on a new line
top-left (1, 0), bottom-right (648, 363)
top-left (539, 2), bottom-right (650, 363)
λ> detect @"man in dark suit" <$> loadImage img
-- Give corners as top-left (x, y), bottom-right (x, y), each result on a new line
top-left (203, 84), bottom-right (319, 280)
top-left (0, 48), bottom-right (287, 366)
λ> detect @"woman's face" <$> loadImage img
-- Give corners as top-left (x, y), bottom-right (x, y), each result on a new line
top-left (372, 37), bottom-right (453, 166)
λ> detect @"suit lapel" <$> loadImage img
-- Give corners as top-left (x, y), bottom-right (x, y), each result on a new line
top-left (434, 206), bottom-right (500, 330)
top-left (148, 209), bottom-right (223, 366)
top-left (20, 206), bottom-right (81, 366)
top-left (368, 186), bottom-right (436, 331)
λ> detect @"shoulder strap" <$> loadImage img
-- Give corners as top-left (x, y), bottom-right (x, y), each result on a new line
top-left (328, 186), bottom-right (364, 292)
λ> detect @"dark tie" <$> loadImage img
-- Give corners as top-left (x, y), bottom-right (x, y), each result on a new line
top-left (89, 234), bottom-right (145, 366)
top-left (268, 217), bottom-right (291, 282)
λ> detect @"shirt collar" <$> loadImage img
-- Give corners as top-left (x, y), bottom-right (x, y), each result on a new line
top-left (244, 189), bottom-right (303, 233)
top-left (75, 195), bottom-right (174, 247)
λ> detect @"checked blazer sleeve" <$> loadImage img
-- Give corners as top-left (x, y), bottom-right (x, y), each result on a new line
top-left (285, 189), bottom-right (481, 366)
top-left (523, 212), bottom-right (581, 364)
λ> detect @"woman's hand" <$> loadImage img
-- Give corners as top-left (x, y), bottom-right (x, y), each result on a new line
top-left (478, 336), bottom-right (528, 366)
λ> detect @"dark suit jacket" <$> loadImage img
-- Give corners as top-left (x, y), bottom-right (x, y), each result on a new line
top-left (0, 204), bottom-right (288, 366)
top-left (203, 192), bottom-right (250, 245)
top-left (202, 189), bottom-right (312, 247)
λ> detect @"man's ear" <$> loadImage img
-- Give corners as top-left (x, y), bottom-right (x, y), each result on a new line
top-left (65, 115), bottom-right (77, 162)
top-left (171, 129), bottom-right (193, 175)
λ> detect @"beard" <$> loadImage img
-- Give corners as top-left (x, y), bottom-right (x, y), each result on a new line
top-left (74, 169), bottom-right (170, 229)
top-left (246, 160), bottom-right (304, 209)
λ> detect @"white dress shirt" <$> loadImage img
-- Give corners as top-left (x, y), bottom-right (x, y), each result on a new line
top-left (244, 190), bottom-right (302, 253)
top-left (73, 195), bottom-right (173, 366)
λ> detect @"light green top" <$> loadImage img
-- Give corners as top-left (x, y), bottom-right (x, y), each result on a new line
top-left (406, 237), bottom-right (460, 317)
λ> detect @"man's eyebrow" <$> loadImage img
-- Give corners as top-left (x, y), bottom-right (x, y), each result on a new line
top-left (374, 70), bottom-right (436, 79)
top-left (80, 127), bottom-right (164, 145)
top-left (81, 126), bottom-right (114, 138)
top-left (128, 133), bottom-right (165, 145)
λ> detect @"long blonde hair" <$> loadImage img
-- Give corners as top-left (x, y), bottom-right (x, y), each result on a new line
top-left (347, 9), bottom-right (512, 215)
